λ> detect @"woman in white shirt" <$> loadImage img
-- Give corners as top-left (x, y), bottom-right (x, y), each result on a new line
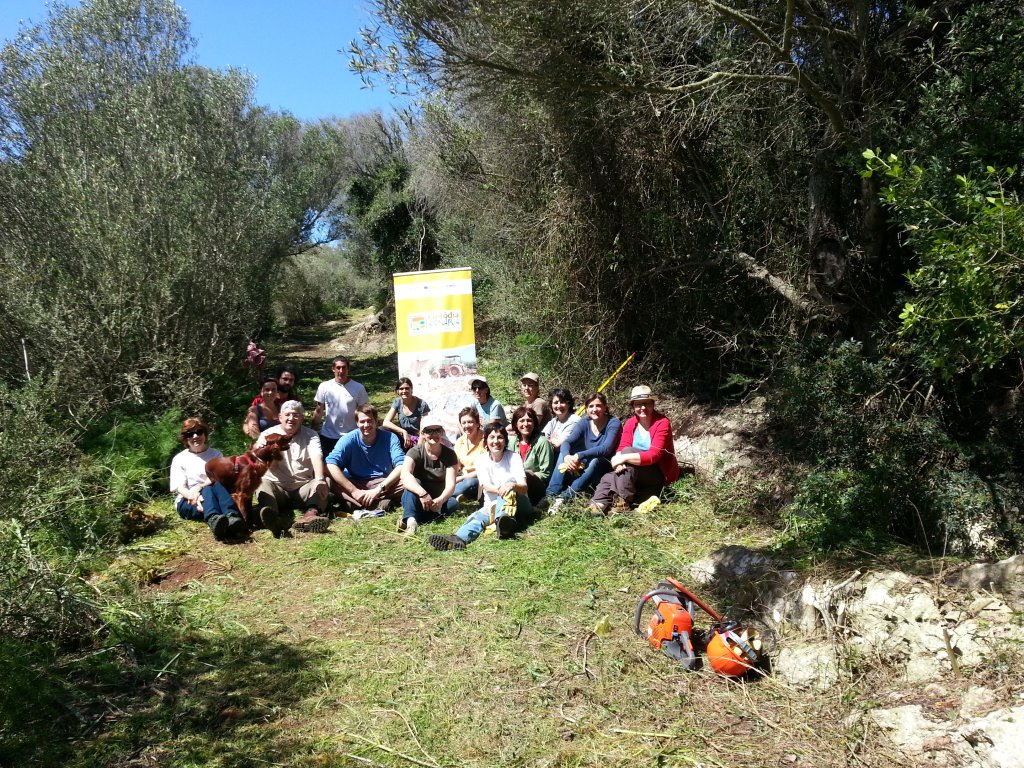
top-left (541, 388), bottom-right (581, 449)
top-left (169, 417), bottom-right (245, 541)
top-left (428, 422), bottom-right (530, 550)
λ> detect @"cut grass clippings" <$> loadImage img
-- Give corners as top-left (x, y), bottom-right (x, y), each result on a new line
top-left (52, 492), bottom-right (894, 768)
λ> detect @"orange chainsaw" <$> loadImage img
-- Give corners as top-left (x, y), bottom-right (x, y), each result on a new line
top-left (634, 577), bottom-right (761, 676)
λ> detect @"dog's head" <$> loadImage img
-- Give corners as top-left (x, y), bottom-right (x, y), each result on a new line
top-left (254, 432), bottom-right (291, 461)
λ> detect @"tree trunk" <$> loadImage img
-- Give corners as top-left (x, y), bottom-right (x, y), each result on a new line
top-left (807, 149), bottom-right (847, 299)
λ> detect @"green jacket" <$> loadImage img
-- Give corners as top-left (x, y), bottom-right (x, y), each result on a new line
top-left (509, 434), bottom-right (556, 483)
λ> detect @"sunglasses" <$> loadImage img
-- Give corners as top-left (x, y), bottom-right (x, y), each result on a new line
top-left (423, 427), bottom-right (444, 436)
top-left (182, 429), bottom-right (207, 439)
top-left (632, 402), bottom-right (654, 409)
top-left (471, 384), bottom-right (487, 390)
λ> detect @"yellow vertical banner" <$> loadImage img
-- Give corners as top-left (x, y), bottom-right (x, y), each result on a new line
top-left (393, 268), bottom-right (478, 434)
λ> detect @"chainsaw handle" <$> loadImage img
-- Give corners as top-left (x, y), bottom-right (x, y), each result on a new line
top-left (633, 590), bottom-right (685, 637)
top-left (665, 577), bottom-right (724, 622)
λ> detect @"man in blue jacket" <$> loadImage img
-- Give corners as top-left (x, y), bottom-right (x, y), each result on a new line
top-left (325, 404), bottom-right (405, 513)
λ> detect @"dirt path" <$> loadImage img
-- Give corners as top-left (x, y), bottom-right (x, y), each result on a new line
top-left (275, 311), bottom-right (393, 362)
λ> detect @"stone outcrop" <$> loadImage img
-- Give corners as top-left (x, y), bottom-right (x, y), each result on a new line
top-left (693, 545), bottom-right (1024, 767)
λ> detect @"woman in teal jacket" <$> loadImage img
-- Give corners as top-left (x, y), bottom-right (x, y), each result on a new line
top-left (508, 405), bottom-right (555, 504)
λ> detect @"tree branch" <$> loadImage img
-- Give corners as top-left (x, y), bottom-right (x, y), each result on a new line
top-left (732, 251), bottom-right (818, 314)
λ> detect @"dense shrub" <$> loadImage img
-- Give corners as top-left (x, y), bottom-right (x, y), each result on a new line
top-left (272, 245), bottom-right (381, 326)
top-left (770, 339), bottom-right (1023, 553)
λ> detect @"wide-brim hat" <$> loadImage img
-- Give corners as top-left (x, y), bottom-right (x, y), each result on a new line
top-left (628, 385), bottom-right (658, 402)
top-left (470, 376), bottom-right (488, 387)
top-left (520, 372), bottom-right (540, 385)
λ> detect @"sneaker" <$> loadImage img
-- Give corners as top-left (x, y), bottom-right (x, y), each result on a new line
top-left (428, 534), bottom-right (466, 551)
top-left (226, 515), bottom-right (247, 538)
top-left (550, 498), bottom-right (565, 515)
top-left (293, 509), bottom-right (330, 533)
top-left (208, 514), bottom-right (229, 540)
top-left (455, 493), bottom-right (472, 505)
top-left (496, 515), bottom-right (516, 540)
top-left (404, 518), bottom-right (418, 537)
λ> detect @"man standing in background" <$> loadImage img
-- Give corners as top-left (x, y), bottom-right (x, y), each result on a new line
top-left (312, 355), bottom-right (369, 456)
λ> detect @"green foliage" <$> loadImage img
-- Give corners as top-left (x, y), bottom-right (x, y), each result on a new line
top-left (771, 339), bottom-right (1022, 552)
top-left (271, 244), bottom-right (380, 326)
top-left (0, 0), bottom-right (350, 413)
top-left (865, 152), bottom-right (1024, 380)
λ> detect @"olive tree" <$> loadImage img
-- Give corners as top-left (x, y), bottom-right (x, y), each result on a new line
top-left (0, 0), bottom-right (302, 411)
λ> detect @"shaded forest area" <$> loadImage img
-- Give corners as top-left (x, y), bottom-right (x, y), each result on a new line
top-left (1, 0), bottom-right (1023, 759)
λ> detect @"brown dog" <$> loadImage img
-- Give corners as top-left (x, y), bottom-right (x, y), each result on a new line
top-left (205, 433), bottom-right (290, 525)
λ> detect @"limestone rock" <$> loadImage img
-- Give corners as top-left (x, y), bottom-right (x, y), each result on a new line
top-left (687, 545), bottom-right (775, 586)
top-left (773, 642), bottom-right (841, 690)
top-left (869, 705), bottom-right (949, 755)
top-left (958, 704), bottom-right (1024, 768)
top-left (960, 687), bottom-right (999, 719)
top-left (944, 555), bottom-right (1024, 592)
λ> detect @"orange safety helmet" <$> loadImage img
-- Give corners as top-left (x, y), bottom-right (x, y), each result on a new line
top-left (705, 629), bottom-right (759, 677)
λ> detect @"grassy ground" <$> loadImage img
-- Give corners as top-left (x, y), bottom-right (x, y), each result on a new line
top-left (71, 489), bottom-right (892, 768)
top-left (8, 314), bottom-right (903, 767)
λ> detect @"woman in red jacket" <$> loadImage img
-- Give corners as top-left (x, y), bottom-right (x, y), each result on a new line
top-left (589, 385), bottom-right (679, 515)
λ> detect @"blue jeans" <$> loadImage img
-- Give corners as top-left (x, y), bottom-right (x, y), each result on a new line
top-left (401, 489), bottom-right (459, 523)
top-left (176, 482), bottom-right (240, 523)
top-left (546, 457), bottom-right (613, 500)
top-left (453, 476), bottom-right (479, 503)
top-left (455, 493), bottom-right (531, 544)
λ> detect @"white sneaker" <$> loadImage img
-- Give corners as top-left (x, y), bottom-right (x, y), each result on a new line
top-left (550, 498), bottom-right (564, 514)
top-left (404, 518), bottom-right (418, 537)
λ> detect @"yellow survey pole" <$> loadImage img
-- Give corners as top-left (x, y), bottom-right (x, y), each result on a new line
top-left (576, 352), bottom-right (636, 415)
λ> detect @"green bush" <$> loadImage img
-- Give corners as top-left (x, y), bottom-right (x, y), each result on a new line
top-left (272, 245), bottom-right (380, 326)
top-left (771, 338), bottom-right (1022, 553)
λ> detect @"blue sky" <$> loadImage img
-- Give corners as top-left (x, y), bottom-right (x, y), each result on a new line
top-left (0, 0), bottom-right (404, 121)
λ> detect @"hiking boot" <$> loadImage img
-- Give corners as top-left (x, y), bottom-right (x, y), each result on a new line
top-left (456, 493), bottom-right (472, 505)
top-left (208, 514), bottom-right (229, 540)
top-left (258, 506), bottom-right (279, 531)
top-left (611, 497), bottom-right (631, 514)
top-left (428, 534), bottom-right (466, 551)
top-left (588, 502), bottom-right (609, 518)
top-left (396, 516), bottom-right (407, 532)
top-left (226, 515), bottom-right (247, 539)
top-left (496, 514), bottom-right (516, 540)
top-left (293, 509), bottom-right (329, 533)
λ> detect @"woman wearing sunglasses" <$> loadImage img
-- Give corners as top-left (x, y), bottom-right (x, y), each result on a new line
top-left (469, 375), bottom-right (507, 427)
top-left (589, 386), bottom-right (679, 516)
top-left (169, 418), bottom-right (246, 541)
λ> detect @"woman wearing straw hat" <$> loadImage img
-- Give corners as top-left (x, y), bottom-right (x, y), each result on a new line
top-left (589, 385), bottom-right (679, 515)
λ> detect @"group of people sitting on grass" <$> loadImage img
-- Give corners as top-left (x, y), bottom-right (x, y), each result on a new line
top-left (170, 355), bottom-right (679, 550)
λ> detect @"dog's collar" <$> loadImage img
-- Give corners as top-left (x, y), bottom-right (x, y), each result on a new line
top-left (234, 454), bottom-right (262, 473)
